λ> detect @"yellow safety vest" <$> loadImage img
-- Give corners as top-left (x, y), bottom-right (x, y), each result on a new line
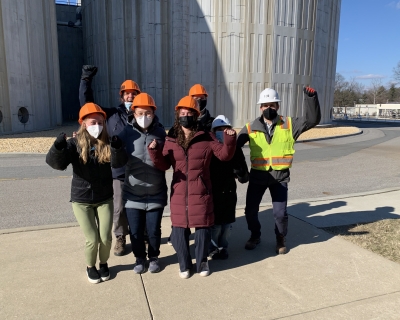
top-left (246, 117), bottom-right (295, 171)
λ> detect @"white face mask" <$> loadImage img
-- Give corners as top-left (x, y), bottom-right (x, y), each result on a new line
top-left (86, 125), bottom-right (103, 138)
top-left (136, 115), bottom-right (153, 129)
top-left (124, 102), bottom-right (132, 110)
top-left (215, 131), bottom-right (224, 143)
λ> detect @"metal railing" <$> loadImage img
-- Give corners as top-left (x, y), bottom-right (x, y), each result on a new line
top-left (332, 114), bottom-right (400, 123)
top-left (55, 0), bottom-right (81, 5)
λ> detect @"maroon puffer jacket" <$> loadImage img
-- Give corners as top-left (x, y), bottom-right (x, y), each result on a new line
top-left (148, 130), bottom-right (236, 228)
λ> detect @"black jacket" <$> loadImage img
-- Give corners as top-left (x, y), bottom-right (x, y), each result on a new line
top-left (46, 138), bottom-right (113, 204)
top-left (210, 146), bottom-right (249, 225)
top-left (198, 108), bottom-right (214, 131)
top-left (237, 94), bottom-right (321, 185)
top-left (79, 79), bottom-right (128, 180)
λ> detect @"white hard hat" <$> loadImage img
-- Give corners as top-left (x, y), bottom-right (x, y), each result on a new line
top-left (257, 88), bottom-right (281, 104)
top-left (211, 115), bottom-right (232, 131)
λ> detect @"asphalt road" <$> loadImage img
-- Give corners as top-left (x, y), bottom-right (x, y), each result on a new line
top-left (1, 121), bottom-right (399, 230)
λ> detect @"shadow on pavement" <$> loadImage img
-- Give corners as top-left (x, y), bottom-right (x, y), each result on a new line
top-left (289, 202), bottom-right (398, 228)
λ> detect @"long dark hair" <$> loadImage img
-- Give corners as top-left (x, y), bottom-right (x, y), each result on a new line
top-left (172, 108), bottom-right (199, 149)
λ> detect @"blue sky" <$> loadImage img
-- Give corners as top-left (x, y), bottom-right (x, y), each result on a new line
top-left (336, 0), bottom-right (400, 88)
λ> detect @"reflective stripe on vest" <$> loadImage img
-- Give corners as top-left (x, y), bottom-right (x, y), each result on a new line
top-left (246, 116), bottom-right (295, 171)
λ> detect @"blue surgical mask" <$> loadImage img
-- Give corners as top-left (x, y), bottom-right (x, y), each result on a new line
top-left (215, 131), bottom-right (224, 143)
top-left (124, 102), bottom-right (132, 110)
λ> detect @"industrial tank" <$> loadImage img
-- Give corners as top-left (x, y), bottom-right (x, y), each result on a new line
top-left (81, 0), bottom-right (340, 127)
top-left (0, 0), bottom-right (62, 134)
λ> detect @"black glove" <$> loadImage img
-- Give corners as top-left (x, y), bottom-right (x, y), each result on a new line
top-left (303, 86), bottom-right (317, 97)
top-left (234, 168), bottom-right (249, 184)
top-left (54, 133), bottom-right (67, 150)
top-left (81, 65), bottom-right (98, 80)
top-left (110, 135), bottom-right (122, 149)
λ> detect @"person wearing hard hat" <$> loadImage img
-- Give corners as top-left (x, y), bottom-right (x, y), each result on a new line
top-left (164, 83), bottom-right (215, 245)
top-left (237, 87), bottom-right (321, 254)
top-left (208, 115), bottom-right (249, 260)
top-left (188, 83), bottom-right (214, 131)
top-left (46, 103), bottom-right (113, 284)
top-left (148, 96), bottom-right (236, 279)
top-left (110, 93), bottom-right (167, 274)
top-left (79, 65), bottom-right (141, 256)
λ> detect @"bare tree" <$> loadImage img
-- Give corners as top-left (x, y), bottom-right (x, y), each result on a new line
top-left (369, 78), bottom-right (383, 104)
top-left (393, 61), bottom-right (400, 82)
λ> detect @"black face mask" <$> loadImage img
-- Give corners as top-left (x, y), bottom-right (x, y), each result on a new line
top-left (179, 116), bottom-right (195, 128)
top-left (263, 108), bottom-right (278, 120)
top-left (198, 98), bottom-right (207, 111)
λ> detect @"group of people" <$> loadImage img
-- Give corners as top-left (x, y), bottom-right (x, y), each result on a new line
top-left (46, 65), bottom-right (321, 283)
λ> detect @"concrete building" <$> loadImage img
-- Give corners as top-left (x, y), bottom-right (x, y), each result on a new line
top-left (81, 0), bottom-right (340, 127)
top-left (56, 4), bottom-right (83, 121)
top-left (0, 0), bottom-right (62, 134)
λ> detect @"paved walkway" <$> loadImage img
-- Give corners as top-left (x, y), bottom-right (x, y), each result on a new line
top-left (2, 188), bottom-right (400, 319)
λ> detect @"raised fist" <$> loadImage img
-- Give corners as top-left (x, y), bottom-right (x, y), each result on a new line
top-left (54, 132), bottom-right (67, 150)
top-left (81, 65), bottom-right (98, 80)
top-left (303, 87), bottom-right (317, 97)
top-left (148, 139), bottom-right (158, 150)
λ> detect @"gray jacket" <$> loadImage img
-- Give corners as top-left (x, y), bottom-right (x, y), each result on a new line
top-left (237, 94), bottom-right (321, 185)
top-left (111, 115), bottom-right (168, 210)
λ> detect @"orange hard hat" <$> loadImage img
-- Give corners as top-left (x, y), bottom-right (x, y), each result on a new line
top-left (189, 84), bottom-right (208, 97)
top-left (132, 93), bottom-right (157, 110)
top-left (175, 96), bottom-right (200, 115)
top-left (78, 103), bottom-right (107, 124)
top-left (119, 80), bottom-right (141, 95)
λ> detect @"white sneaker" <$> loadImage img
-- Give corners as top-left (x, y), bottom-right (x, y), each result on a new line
top-left (199, 261), bottom-right (210, 277)
top-left (179, 269), bottom-right (190, 279)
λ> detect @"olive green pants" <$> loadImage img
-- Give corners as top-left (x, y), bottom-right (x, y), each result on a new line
top-left (72, 198), bottom-right (113, 267)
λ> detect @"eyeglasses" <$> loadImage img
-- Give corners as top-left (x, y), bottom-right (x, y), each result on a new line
top-left (135, 112), bottom-right (153, 117)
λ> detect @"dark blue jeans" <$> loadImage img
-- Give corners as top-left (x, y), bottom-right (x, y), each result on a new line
top-left (171, 227), bottom-right (210, 273)
top-left (244, 181), bottom-right (288, 239)
top-left (126, 207), bottom-right (164, 259)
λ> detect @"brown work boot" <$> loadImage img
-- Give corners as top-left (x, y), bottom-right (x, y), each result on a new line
top-left (276, 235), bottom-right (287, 254)
top-left (245, 237), bottom-right (260, 250)
top-left (114, 235), bottom-right (126, 256)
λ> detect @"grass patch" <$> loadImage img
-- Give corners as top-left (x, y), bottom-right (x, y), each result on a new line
top-left (323, 219), bottom-right (400, 264)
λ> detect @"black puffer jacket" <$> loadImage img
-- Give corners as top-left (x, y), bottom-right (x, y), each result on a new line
top-left (46, 138), bottom-right (113, 204)
top-left (210, 146), bottom-right (249, 225)
top-left (79, 78), bottom-right (129, 181)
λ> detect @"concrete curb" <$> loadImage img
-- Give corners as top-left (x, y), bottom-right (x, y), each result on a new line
top-left (3, 187), bottom-right (399, 235)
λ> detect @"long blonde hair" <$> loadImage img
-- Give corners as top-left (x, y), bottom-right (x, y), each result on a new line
top-left (76, 122), bottom-right (111, 164)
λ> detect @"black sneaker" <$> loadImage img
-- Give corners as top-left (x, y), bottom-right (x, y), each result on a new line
top-left (99, 263), bottom-right (110, 281)
top-left (245, 237), bottom-right (260, 250)
top-left (86, 266), bottom-right (100, 284)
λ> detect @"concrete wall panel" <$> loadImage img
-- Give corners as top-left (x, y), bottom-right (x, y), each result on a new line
top-left (0, 0), bottom-right (62, 134)
top-left (56, 4), bottom-right (83, 121)
top-left (81, 0), bottom-right (339, 127)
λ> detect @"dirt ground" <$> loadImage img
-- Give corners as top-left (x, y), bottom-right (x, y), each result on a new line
top-left (0, 124), bottom-right (359, 153)
top-left (323, 220), bottom-right (400, 265)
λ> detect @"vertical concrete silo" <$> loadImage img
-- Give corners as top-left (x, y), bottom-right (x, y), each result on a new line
top-left (81, 0), bottom-right (340, 127)
top-left (0, 0), bottom-right (62, 134)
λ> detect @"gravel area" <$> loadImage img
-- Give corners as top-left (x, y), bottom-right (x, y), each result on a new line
top-left (0, 124), bottom-right (360, 154)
